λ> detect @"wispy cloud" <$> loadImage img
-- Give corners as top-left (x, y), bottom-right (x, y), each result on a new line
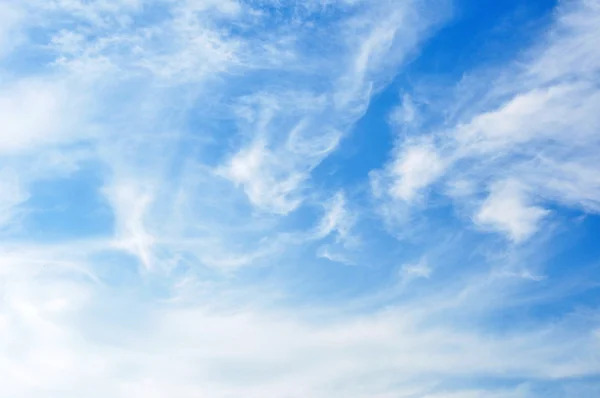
top-left (0, 169), bottom-right (28, 229)
top-left (400, 257), bottom-right (432, 282)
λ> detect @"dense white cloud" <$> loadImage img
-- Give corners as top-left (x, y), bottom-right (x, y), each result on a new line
top-left (0, 79), bottom-right (85, 154)
top-left (389, 141), bottom-right (446, 202)
top-left (474, 180), bottom-right (549, 243)
top-left (218, 128), bottom-right (339, 214)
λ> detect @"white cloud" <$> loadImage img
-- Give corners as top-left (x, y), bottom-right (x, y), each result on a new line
top-left (375, 0), bottom-right (600, 242)
top-left (388, 93), bottom-right (419, 127)
top-left (316, 244), bottom-right (354, 265)
top-left (384, 140), bottom-right (446, 202)
top-left (334, 0), bottom-right (447, 115)
top-left (474, 180), bottom-right (549, 243)
top-left (34, 0), bottom-right (243, 83)
top-left (103, 180), bottom-right (156, 270)
top-left (0, 3), bottom-right (22, 58)
top-left (0, 247), bottom-right (598, 398)
top-left (315, 192), bottom-right (354, 240)
top-left (0, 169), bottom-right (28, 229)
top-left (216, 0), bottom-right (446, 213)
top-left (526, 0), bottom-right (600, 83)
top-left (311, 192), bottom-right (359, 264)
top-left (180, 0), bottom-right (242, 16)
top-left (218, 138), bottom-right (306, 214)
top-left (0, 79), bottom-right (84, 154)
top-left (400, 258), bottom-right (432, 282)
top-left (217, 90), bottom-right (344, 215)
top-left (455, 83), bottom-right (600, 154)
top-left (0, 76), bottom-right (92, 233)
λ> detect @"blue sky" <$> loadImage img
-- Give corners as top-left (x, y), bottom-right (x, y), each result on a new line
top-left (1, 0), bottom-right (600, 396)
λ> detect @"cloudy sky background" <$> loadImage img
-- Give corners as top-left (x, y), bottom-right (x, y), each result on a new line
top-left (1, 0), bottom-right (600, 397)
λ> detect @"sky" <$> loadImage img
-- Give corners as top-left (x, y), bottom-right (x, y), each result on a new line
top-left (1, 0), bottom-right (600, 397)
